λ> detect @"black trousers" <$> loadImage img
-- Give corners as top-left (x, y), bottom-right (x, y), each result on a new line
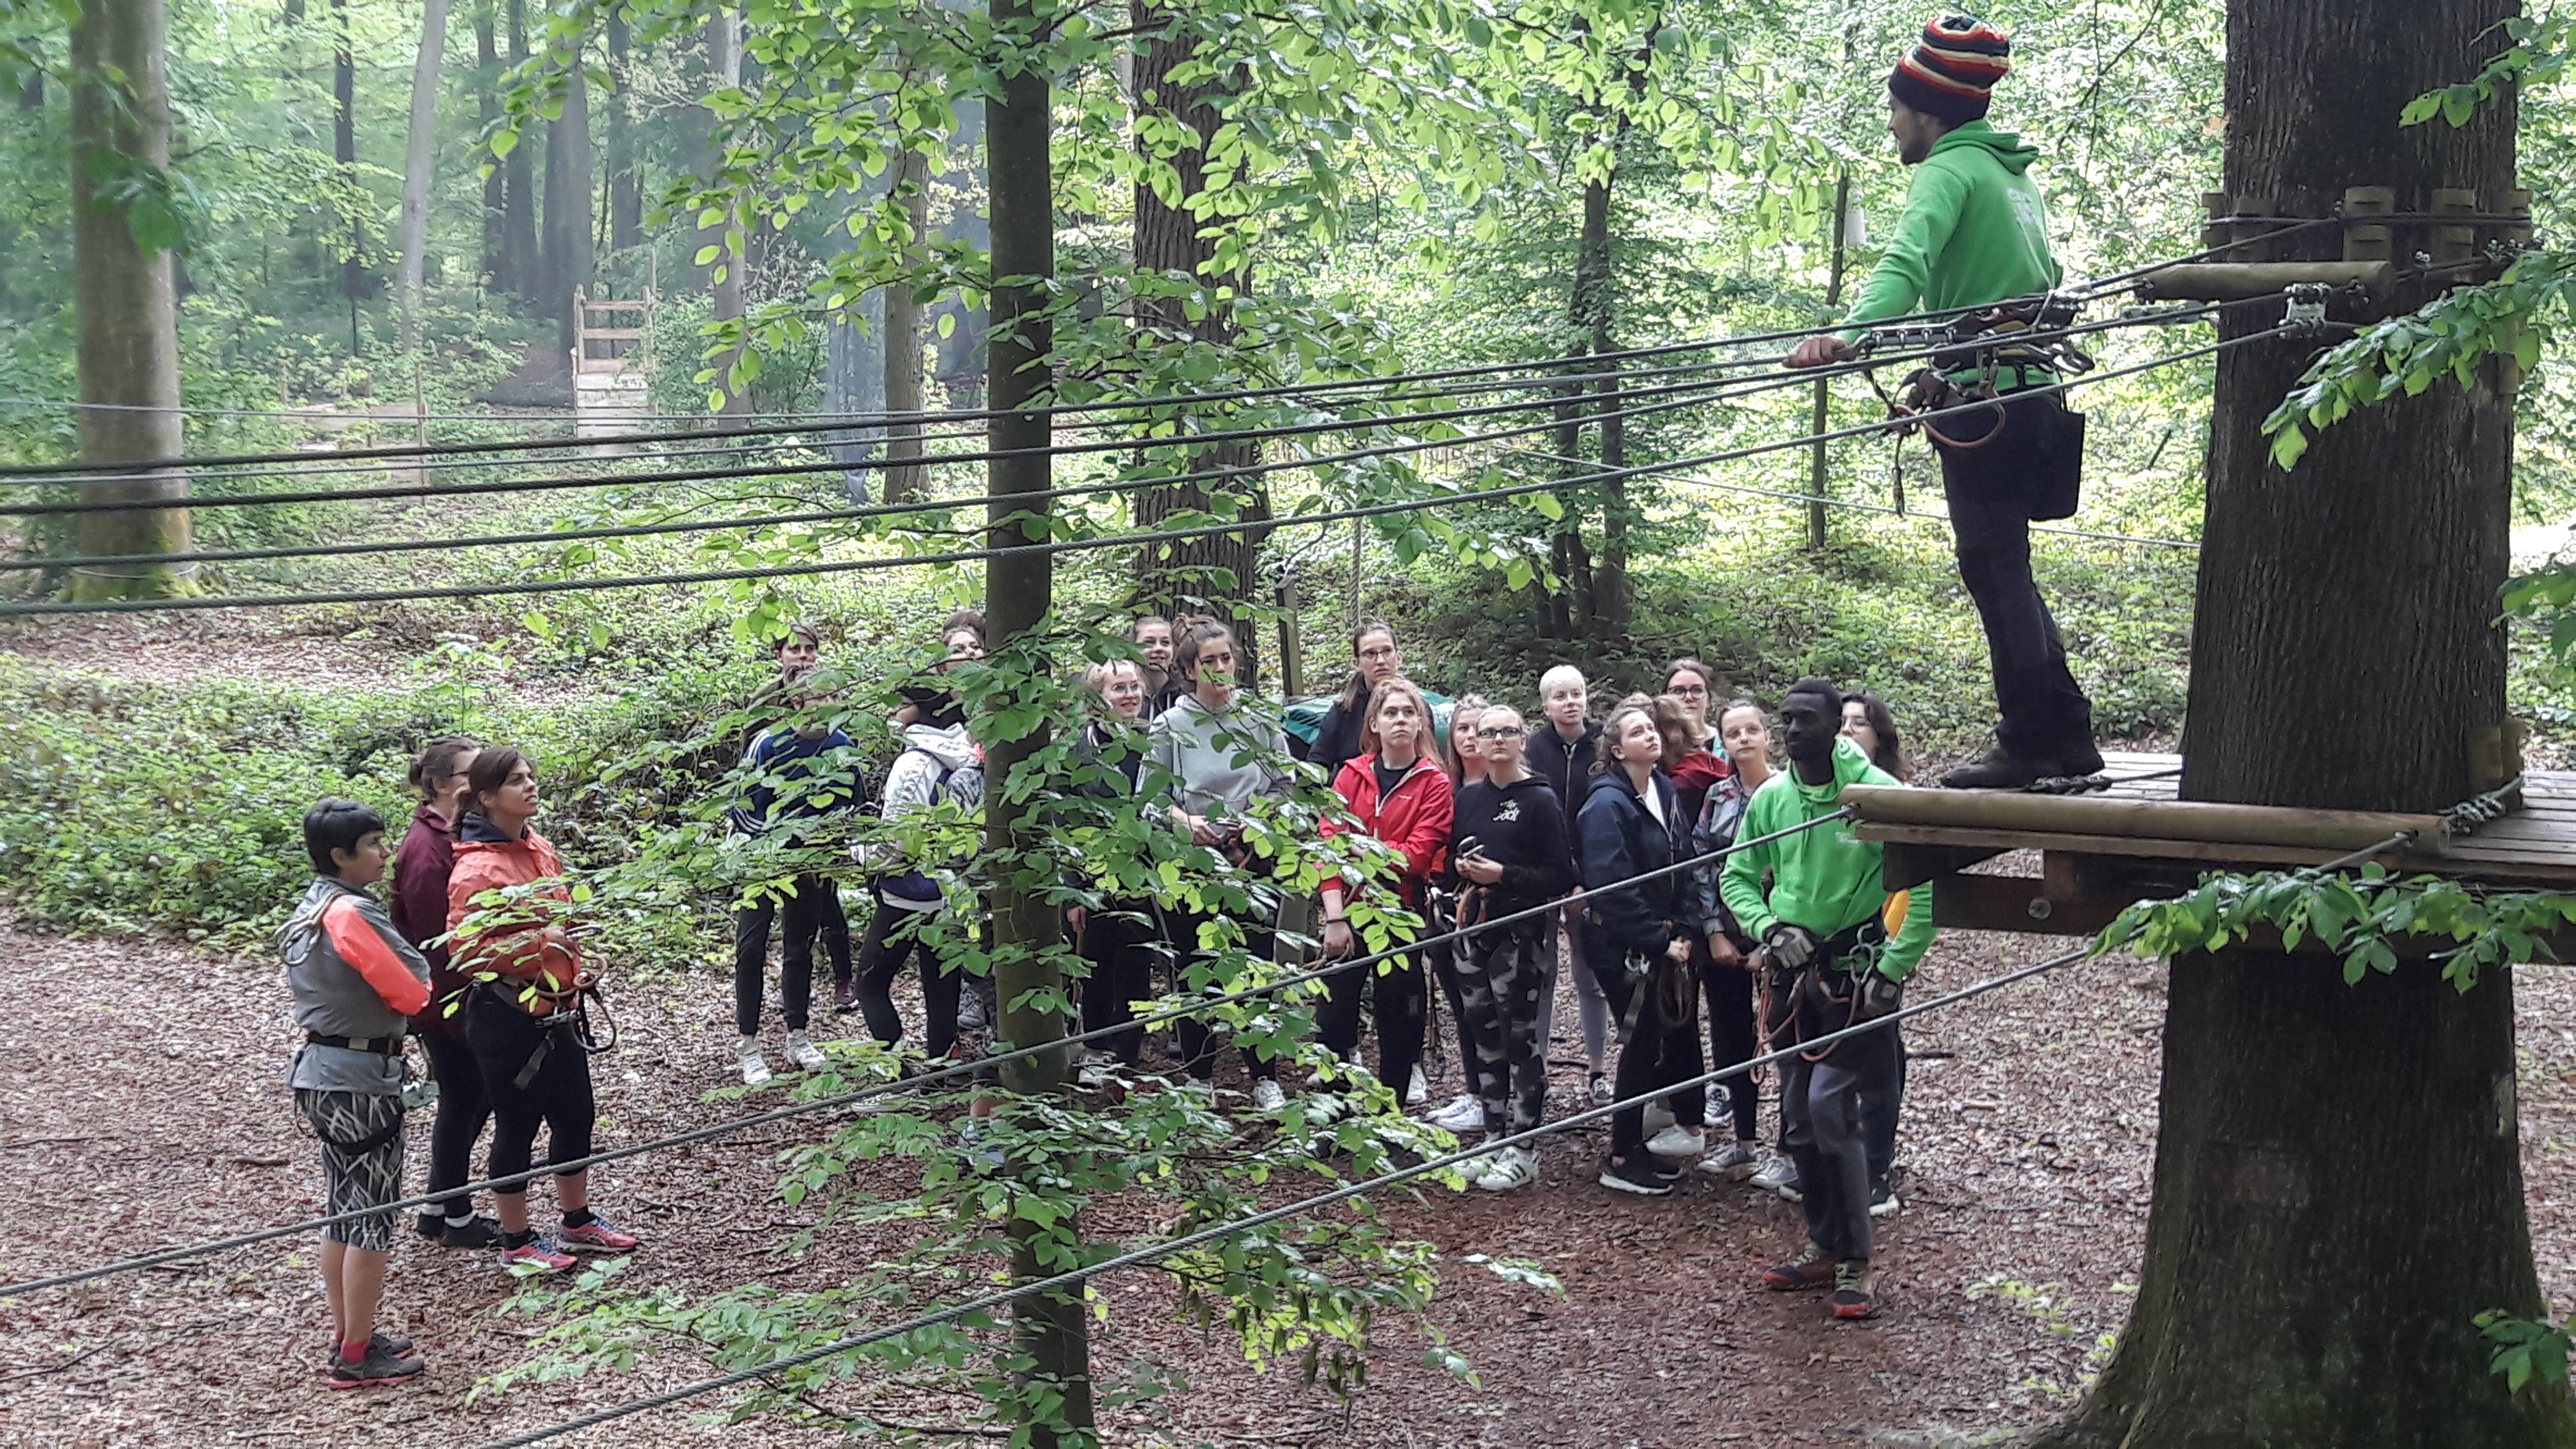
top-left (1319, 950), bottom-right (1427, 1098)
top-left (855, 900), bottom-right (963, 1058)
top-left (1426, 936), bottom-right (1486, 1100)
top-left (733, 873), bottom-right (852, 1035)
top-left (462, 988), bottom-right (595, 1193)
top-left (1863, 1023), bottom-right (1906, 1188)
top-left (1165, 907), bottom-right (1279, 1083)
top-left (1936, 389), bottom-right (2095, 762)
top-left (1781, 1009), bottom-right (1896, 1264)
top-left (1075, 903), bottom-right (1158, 1066)
top-left (420, 1027), bottom-right (493, 1221)
top-left (1593, 952), bottom-right (1703, 1156)
top-left (1700, 956), bottom-right (1760, 1140)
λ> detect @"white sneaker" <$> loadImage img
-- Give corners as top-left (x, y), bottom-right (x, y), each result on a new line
top-left (1427, 1093), bottom-right (1485, 1131)
top-left (784, 1030), bottom-right (827, 1073)
top-left (1251, 1079), bottom-right (1287, 1113)
top-left (738, 1041), bottom-right (774, 1087)
top-left (1474, 1145), bottom-right (1539, 1191)
top-left (1644, 1125), bottom-right (1706, 1160)
top-left (1642, 1100), bottom-right (1677, 1136)
top-left (1750, 1154), bottom-right (1803, 1203)
top-left (1406, 1065), bottom-right (1429, 1108)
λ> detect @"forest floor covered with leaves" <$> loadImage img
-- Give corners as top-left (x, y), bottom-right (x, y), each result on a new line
top-left (9, 904), bottom-right (2576, 1449)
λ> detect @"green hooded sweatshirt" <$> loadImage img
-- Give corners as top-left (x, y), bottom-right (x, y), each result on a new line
top-left (1719, 737), bottom-right (1934, 982)
top-left (1842, 121), bottom-right (2062, 341)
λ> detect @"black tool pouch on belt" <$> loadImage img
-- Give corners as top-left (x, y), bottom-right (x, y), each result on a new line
top-left (2031, 404), bottom-right (2087, 522)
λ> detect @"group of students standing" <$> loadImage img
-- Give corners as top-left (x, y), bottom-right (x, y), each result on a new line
top-left (275, 609), bottom-right (1938, 1396)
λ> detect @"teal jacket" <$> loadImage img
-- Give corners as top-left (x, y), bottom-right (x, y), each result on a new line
top-left (1843, 122), bottom-right (2062, 340)
top-left (1719, 738), bottom-right (1934, 982)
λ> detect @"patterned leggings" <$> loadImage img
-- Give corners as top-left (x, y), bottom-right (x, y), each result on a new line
top-left (297, 1088), bottom-right (406, 1251)
top-left (1459, 924), bottom-right (1555, 1134)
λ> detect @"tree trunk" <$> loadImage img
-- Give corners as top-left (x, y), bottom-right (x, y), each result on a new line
top-left (1128, 5), bottom-right (1269, 685)
top-left (475, 0), bottom-right (505, 292)
top-left (1575, 168), bottom-right (1628, 641)
top-left (605, 14), bottom-right (642, 251)
top-left (541, 44), bottom-right (593, 355)
top-left (501, 0), bottom-right (537, 300)
top-left (333, 0), bottom-right (359, 348)
top-left (69, 0), bottom-right (191, 598)
top-left (703, 9), bottom-right (749, 416)
top-left (396, 0), bottom-right (449, 353)
top-left (883, 147), bottom-right (929, 502)
top-left (2037, 2), bottom-right (2576, 1444)
top-left (985, 0), bottom-right (1094, 1436)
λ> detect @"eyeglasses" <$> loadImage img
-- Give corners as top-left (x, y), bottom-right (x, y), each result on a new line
top-left (1475, 725), bottom-right (1523, 739)
top-left (1357, 646), bottom-right (1399, 662)
top-left (1668, 684), bottom-right (1709, 697)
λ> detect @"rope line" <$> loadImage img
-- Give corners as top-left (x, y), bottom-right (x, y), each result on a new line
top-left (0, 809), bottom-right (1852, 1299)
top-left (470, 822), bottom-right (2441, 1449)
top-left (0, 325), bottom-right (2278, 616)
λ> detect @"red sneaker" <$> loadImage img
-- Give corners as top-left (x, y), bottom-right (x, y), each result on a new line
top-left (498, 1234), bottom-right (578, 1274)
top-left (557, 1214), bottom-right (640, 1253)
top-left (1830, 1261), bottom-right (1878, 1319)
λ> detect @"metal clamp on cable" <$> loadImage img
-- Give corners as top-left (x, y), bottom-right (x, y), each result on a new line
top-left (2281, 282), bottom-right (2335, 339)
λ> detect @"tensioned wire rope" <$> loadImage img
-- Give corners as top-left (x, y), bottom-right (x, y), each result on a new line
top-left (0, 807), bottom-right (1861, 1299)
top-left (0, 317), bottom-right (2144, 573)
top-left (1505, 447), bottom-right (2206, 552)
top-left (470, 825), bottom-right (2426, 1449)
top-left (7, 289), bottom-right (2242, 515)
top-left (0, 346), bottom-right (1808, 496)
top-left (0, 320), bottom-right (2294, 618)
top-left (0, 243), bottom-right (2280, 483)
top-left (0, 298), bottom-right (2247, 582)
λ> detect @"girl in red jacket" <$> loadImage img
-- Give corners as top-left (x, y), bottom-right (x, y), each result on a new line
top-left (447, 747), bottom-right (640, 1272)
top-left (1317, 676), bottom-right (1455, 1102)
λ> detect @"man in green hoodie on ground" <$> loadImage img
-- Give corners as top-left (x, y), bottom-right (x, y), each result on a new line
top-left (1787, 14), bottom-right (2100, 790)
top-left (1722, 678), bottom-right (1934, 1320)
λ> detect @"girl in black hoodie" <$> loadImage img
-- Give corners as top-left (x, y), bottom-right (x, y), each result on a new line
top-left (1576, 703), bottom-right (1709, 1197)
top-left (1448, 705), bottom-right (1572, 1190)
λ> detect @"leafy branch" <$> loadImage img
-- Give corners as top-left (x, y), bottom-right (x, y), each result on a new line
top-left (2099, 863), bottom-right (2576, 991)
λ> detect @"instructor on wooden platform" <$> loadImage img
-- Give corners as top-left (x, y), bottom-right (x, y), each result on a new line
top-left (1788, 14), bottom-right (2100, 790)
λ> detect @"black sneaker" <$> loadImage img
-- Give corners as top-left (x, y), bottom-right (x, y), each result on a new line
top-left (321, 1332), bottom-right (416, 1371)
top-left (1598, 1155), bottom-right (1676, 1197)
top-left (1941, 748), bottom-right (2050, 791)
top-left (414, 1212), bottom-right (445, 1242)
top-left (2057, 738), bottom-right (2104, 776)
top-left (327, 1341), bottom-right (427, 1389)
top-left (439, 1216), bottom-right (504, 1249)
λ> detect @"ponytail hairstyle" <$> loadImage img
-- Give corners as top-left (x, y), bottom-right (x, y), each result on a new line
top-left (1337, 621), bottom-right (1398, 712)
top-left (1650, 694), bottom-right (1698, 766)
top-left (1592, 703), bottom-right (1658, 776)
top-left (1174, 620), bottom-right (1236, 682)
top-left (407, 736), bottom-right (482, 804)
top-left (466, 745), bottom-right (532, 819)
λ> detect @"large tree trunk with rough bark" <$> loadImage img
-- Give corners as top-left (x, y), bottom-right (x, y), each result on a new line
top-left (2036, 2), bottom-right (2576, 1445)
top-left (1128, 6), bottom-right (1269, 684)
top-left (475, 0), bottom-right (506, 291)
top-left (69, 0), bottom-right (191, 597)
top-left (396, 0), bottom-right (449, 352)
top-left (604, 14), bottom-right (642, 252)
top-left (500, 0), bottom-right (537, 298)
top-left (701, 9), bottom-right (749, 416)
top-left (540, 45), bottom-right (592, 354)
top-left (883, 147), bottom-right (929, 502)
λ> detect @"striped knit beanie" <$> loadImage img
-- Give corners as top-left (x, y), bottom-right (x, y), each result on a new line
top-left (1888, 15), bottom-right (2011, 125)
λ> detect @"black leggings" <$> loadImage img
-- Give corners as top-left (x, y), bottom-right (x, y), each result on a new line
top-left (1319, 950), bottom-right (1426, 1096)
top-left (1076, 904), bottom-right (1158, 1066)
top-left (855, 900), bottom-right (962, 1057)
top-left (462, 987), bottom-right (596, 1194)
top-left (420, 1027), bottom-right (494, 1221)
top-left (1166, 908), bottom-right (1279, 1083)
top-left (733, 873), bottom-right (852, 1034)
top-left (1701, 957), bottom-right (1760, 1139)
top-left (1593, 952), bottom-right (1704, 1156)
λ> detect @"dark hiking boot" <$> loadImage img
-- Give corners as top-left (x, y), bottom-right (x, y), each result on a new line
top-left (2056, 738), bottom-right (2105, 777)
top-left (1941, 748), bottom-right (2051, 791)
top-left (1598, 1155), bottom-right (1676, 1197)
